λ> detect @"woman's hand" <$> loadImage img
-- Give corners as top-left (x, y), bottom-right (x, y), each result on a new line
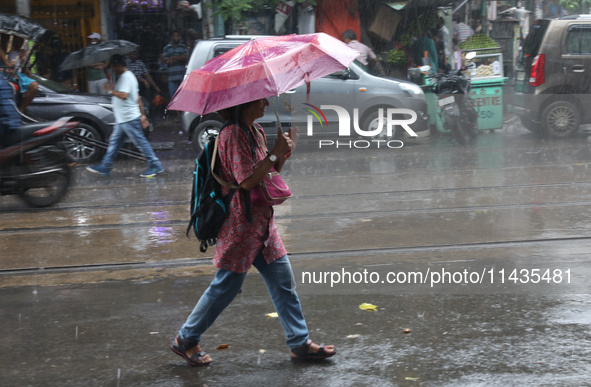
top-left (286, 126), bottom-right (299, 154)
top-left (240, 126), bottom-right (295, 191)
top-left (271, 126), bottom-right (293, 157)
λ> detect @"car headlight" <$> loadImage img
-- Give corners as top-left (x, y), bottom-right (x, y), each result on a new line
top-left (98, 103), bottom-right (113, 110)
top-left (399, 83), bottom-right (424, 96)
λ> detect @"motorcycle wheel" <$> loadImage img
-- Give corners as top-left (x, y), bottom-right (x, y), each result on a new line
top-left (18, 164), bottom-right (71, 207)
top-left (444, 103), bottom-right (470, 145)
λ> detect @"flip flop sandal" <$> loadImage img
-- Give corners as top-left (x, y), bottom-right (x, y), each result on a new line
top-left (291, 339), bottom-right (337, 361)
top-left (171, 336), bottom-right (212, 367)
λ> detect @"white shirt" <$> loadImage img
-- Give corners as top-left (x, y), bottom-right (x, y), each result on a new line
top-left (112, 70), bottom-right (141, 123)
top-left (347, 40), bottom-right (377, 66)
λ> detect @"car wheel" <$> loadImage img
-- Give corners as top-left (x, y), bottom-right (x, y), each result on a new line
top-left (361, 109), bottom-right (402, 139)
top-left (62, 123), bottom-right (104, 163)
top-left (542, 101), bottom-right (580, 138)
top-left (191, 120), bottom-right (223, 153)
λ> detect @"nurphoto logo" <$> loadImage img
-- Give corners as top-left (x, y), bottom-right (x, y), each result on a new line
top-left (303, 104), bottom-right (419, 149)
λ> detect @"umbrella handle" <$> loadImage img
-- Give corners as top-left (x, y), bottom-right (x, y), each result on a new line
top-left (273, 98), bottom-right (282, 134)
top-left (305, 72), bottom-right (310, 105)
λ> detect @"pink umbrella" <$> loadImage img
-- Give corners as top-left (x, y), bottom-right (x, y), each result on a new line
top-left (167, 33), bottom-right (360, 116)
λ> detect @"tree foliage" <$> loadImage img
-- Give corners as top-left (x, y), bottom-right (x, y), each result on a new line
top-left (559, 0), bottom-right (591, 14)
top-left (213, 0), bottom-right (315, 22)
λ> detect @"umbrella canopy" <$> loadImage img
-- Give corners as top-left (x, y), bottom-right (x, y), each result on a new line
top-left (0, 13), bottom-right (47, 41)
top-left (59, 40), bottom-right (139, 71)
top-left (167, 33), bottom-right (360, 115)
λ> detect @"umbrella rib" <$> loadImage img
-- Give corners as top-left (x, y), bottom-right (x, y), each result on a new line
top-left (252, 40), bottom-right (279, 98)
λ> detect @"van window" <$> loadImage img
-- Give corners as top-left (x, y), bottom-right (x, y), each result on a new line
top-left (523, 19), bottom-right (549, 58)
top-left (567, 25), bottom-right (591, 54)
top-left (213, 46), bottom-right (237, 58)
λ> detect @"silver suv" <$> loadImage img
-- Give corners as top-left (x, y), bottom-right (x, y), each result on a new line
top-left (181, 36), bottom-right (430, 152)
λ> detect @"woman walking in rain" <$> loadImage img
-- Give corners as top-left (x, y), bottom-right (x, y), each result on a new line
top-left (171, 98), bottom-right (336, 366)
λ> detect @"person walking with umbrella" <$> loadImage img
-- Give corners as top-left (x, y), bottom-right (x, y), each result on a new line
top-left (86, 54), bottom-right (164, 178)
top-left (168, 33), bottom-right (360, 365)
top-left (171, 98), bottom-right (336, 365)
top-left (85, 33), bottom-right (109, 95)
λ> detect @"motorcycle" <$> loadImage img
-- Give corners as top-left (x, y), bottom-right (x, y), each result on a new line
top-left (426, 54), bottom-right (479, 145)
top-left (1, 115), bottom-right (78, 207)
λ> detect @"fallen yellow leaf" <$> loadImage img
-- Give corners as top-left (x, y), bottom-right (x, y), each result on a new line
top-left (216, 344), bottom-right (230, 350)
top-left (265, 312), bottom-right (278, 318)
top-left (359, 303), bottom-right (378, 311)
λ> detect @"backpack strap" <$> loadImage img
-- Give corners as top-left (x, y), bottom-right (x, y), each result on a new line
top-left (252, 123), bottom-right (267, 154)
top-left (211, 134), bottom-right (240, 190)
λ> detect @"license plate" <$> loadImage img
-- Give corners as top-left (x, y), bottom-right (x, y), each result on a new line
top-left (438, 96), bottom-right (455, 107)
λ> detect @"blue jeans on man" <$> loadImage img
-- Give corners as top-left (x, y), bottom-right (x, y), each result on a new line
top-left (168, 80), bottom-right (182, 101)
top-left (179, 252), bottom-right (309, 350)
top-left (93, 117), bottom-right (162, 176)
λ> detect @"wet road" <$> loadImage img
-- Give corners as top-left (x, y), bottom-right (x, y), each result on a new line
top-left (1, 120), bottom-right (591, 385)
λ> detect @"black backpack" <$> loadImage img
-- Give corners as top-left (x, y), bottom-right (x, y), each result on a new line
top-left (186, 126), bottom-right (239, 253)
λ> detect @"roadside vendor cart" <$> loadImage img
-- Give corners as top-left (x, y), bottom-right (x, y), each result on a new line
top-left (422, 34), bottom-right (508, 134)
top-left (459, 35), bottom-right (507, 132)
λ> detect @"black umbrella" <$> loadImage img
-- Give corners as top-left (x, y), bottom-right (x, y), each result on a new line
top-left (0, 13), bottom-right (47, 41)
top-left (59, 40), bottom-right (139, 71)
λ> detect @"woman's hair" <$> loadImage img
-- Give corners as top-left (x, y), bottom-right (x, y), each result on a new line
top-left (217, 105), bottom-right (241, 122)
top-left (217, 100), bottom-right (256, 122)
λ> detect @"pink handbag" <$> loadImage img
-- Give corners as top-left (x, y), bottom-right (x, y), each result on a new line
top-left (250, 167), bottom-right (292, 206)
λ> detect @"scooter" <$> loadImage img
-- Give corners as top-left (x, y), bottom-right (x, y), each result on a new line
top-left (1, 116), bottom-right (79, 207)
top-left (427, 54), bottom-right (479, 145)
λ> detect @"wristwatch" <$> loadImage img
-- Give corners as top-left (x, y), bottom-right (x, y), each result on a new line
top-left (268, 154), bottom-right (277, 163)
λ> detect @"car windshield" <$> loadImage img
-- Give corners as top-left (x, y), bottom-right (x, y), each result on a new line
top-left (28, 74), bottom-right (73, 93)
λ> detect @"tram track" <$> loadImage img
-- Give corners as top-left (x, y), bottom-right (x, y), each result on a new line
top-left (1, 234), bottom-right (590, 277)
top-left (2, 178), bottom-right (591, 234)
top-left (2, 196), bottom-right (591, 235)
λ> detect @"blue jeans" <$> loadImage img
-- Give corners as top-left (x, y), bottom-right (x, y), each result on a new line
top-left (179, 253), bottom-right (309, 350)
top-left (168, 80), bottom-right (182, 100)
top-left (99, 118), bottom-right (162, 172)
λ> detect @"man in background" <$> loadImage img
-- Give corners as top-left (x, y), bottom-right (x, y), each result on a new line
top-left (437, 17), bottom-right (451, 72)
top-left (86, 54), bottom-right (164, 178)
top-left (342, 29), bottom-right (377, 67)
top-left (342, 29), bottom-right (385, 76)
top-left (126, 50), bottom-right (160, 96)
top-left (126, 50), bottom-right (161, 118)
top-left (453, 14), bottom-right (474, 47)
top-left (86, 33), bottom-right (109, 94)
top-left (162, 30), bottom-right (188, 116)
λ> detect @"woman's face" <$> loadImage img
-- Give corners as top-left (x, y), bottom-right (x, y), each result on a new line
top-left (243, 98), bottom-right (269, 120)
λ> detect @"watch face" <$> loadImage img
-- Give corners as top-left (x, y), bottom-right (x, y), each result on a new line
top-left (269, 154), bottom-right (277, 162)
